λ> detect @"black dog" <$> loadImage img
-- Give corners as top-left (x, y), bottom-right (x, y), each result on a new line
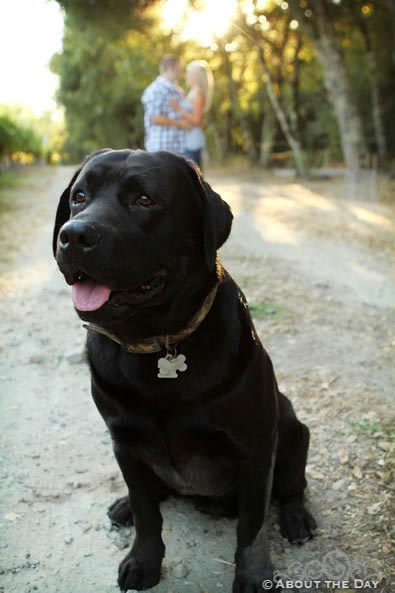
top-left (53, 149), bottom-right (316, 592)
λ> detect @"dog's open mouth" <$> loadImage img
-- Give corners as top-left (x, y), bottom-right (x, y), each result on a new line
top-left (71, 269), bottom-right (168, 312)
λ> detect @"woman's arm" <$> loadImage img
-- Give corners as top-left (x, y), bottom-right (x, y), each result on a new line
top-left (170, 93), bottom-right (205, 127)
top-left (151, 115), bottom-right (193, 129)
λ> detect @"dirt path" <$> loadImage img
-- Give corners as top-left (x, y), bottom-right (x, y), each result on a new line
top-left (0, 166), bottom-right (394, 593)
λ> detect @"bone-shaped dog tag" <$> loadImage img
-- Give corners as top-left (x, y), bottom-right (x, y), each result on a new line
top-left (157, 353), bottom-right (187, 379)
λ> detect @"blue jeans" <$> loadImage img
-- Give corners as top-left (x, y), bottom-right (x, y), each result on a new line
top-left (184, 149), bottom-right (201, 168)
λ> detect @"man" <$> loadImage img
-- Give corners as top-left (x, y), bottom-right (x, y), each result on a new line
top-left (142, 56), bottom-right (191, 154)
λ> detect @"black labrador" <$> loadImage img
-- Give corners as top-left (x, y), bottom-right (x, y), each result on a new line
top-left (53, 149), bottom-right (316, 592)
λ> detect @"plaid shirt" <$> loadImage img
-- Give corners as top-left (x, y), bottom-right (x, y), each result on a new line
top-left (141, 76), bottom-right (185, 153)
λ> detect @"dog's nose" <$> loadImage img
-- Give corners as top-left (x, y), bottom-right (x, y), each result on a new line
top-left (59, 221), bottom-right (100, 252)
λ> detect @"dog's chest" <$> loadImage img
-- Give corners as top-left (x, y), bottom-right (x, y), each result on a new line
top-left (143, 432), bottom-right (235, 497)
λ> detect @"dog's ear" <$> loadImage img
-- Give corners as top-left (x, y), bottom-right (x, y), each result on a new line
top-left (52, 168), bottom-right (81, 257)
top-left (187, 160), bottom-right (233, 269)
top-left (52, 149), bottom-right (112, 257)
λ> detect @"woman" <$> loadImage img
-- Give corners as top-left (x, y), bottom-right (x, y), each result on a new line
top-left (170, 60), bottom-right (213, 168)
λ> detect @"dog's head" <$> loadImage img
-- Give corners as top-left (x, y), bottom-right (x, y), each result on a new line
top-left (53, 149), bottom-right (232, 332)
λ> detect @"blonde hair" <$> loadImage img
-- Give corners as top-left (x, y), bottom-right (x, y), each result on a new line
top-left (186, 60), bottom-right (214, 113)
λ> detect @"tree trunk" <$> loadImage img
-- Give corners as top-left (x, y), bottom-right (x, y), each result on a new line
top-left (354, 11), bottom-right (387, 161)
top-left (220, 42), bottom-right (257, 165)
top-left (366, 52), bottom-right (387, 162)
top-left (258, 46), bottom-right (307, 178)
top-left (387, 0), bottom-right (395, 65)
top-left (312, 0), bottom-right (369, 170)
top-left (290, 33), bottom-right (303, 138)
top-left (259, 107), bottom-right (276, 168)
top-left (211, 123), bottom-right (226, 162)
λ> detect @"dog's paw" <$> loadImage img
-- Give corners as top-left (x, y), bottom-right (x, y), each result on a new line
top-left (108, 496), bottom-right (134, 528)
top-left (233, 569), bottom-right (274, 592)
top-left (118, 551), bottom-right (161, 591)
top-left (280, 506), bottom-right (316, 544)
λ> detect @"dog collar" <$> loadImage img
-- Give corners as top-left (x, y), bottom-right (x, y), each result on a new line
top-left (82, 284), bottom-right (218, 354)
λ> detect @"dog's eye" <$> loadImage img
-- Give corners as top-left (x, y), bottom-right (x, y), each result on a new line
top-left (73, 191), bottom-right (86, 204)
top-left (135, 195), bottom-right (154, 208)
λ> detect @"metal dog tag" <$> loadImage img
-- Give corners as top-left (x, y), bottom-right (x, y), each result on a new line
top-left (157, 353), bottom-right (187, 379)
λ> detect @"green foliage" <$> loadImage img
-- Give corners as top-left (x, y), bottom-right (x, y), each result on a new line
top-left (57, 0), bottom-right (154, 38)
top-left (0, 115), bottom-right (19, 156)
top-left (0, 171), bottom-right (22, 189)
top-left (350, 418), bottom-right (382, 437)
top-left (51, 0), bottom-right (165, 161)
top-left (0, 112), bottom-right (42, 161)
top-left (249, 301), bottom-right (281, 318)
top-left (51, 2), bottom-right (165, 160)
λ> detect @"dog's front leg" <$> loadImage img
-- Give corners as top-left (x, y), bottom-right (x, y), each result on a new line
top-left (233, 445), bottom-right (276, 593)
top-left (113, 444), bottom-right (165, 592)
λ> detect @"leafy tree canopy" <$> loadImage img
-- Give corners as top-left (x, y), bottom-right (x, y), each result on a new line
top-left (52, 0), bottom-right (395, 169)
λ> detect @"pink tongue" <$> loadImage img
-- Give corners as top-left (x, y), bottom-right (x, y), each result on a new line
top-left (72, 279), bottom-right (112, 311)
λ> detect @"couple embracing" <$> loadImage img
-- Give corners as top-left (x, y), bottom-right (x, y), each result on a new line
top-left (142, 55), bottom-right (213, 168)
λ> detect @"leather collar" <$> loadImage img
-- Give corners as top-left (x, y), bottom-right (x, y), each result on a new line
top-left (82, 284), bottom-right (218, 354)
